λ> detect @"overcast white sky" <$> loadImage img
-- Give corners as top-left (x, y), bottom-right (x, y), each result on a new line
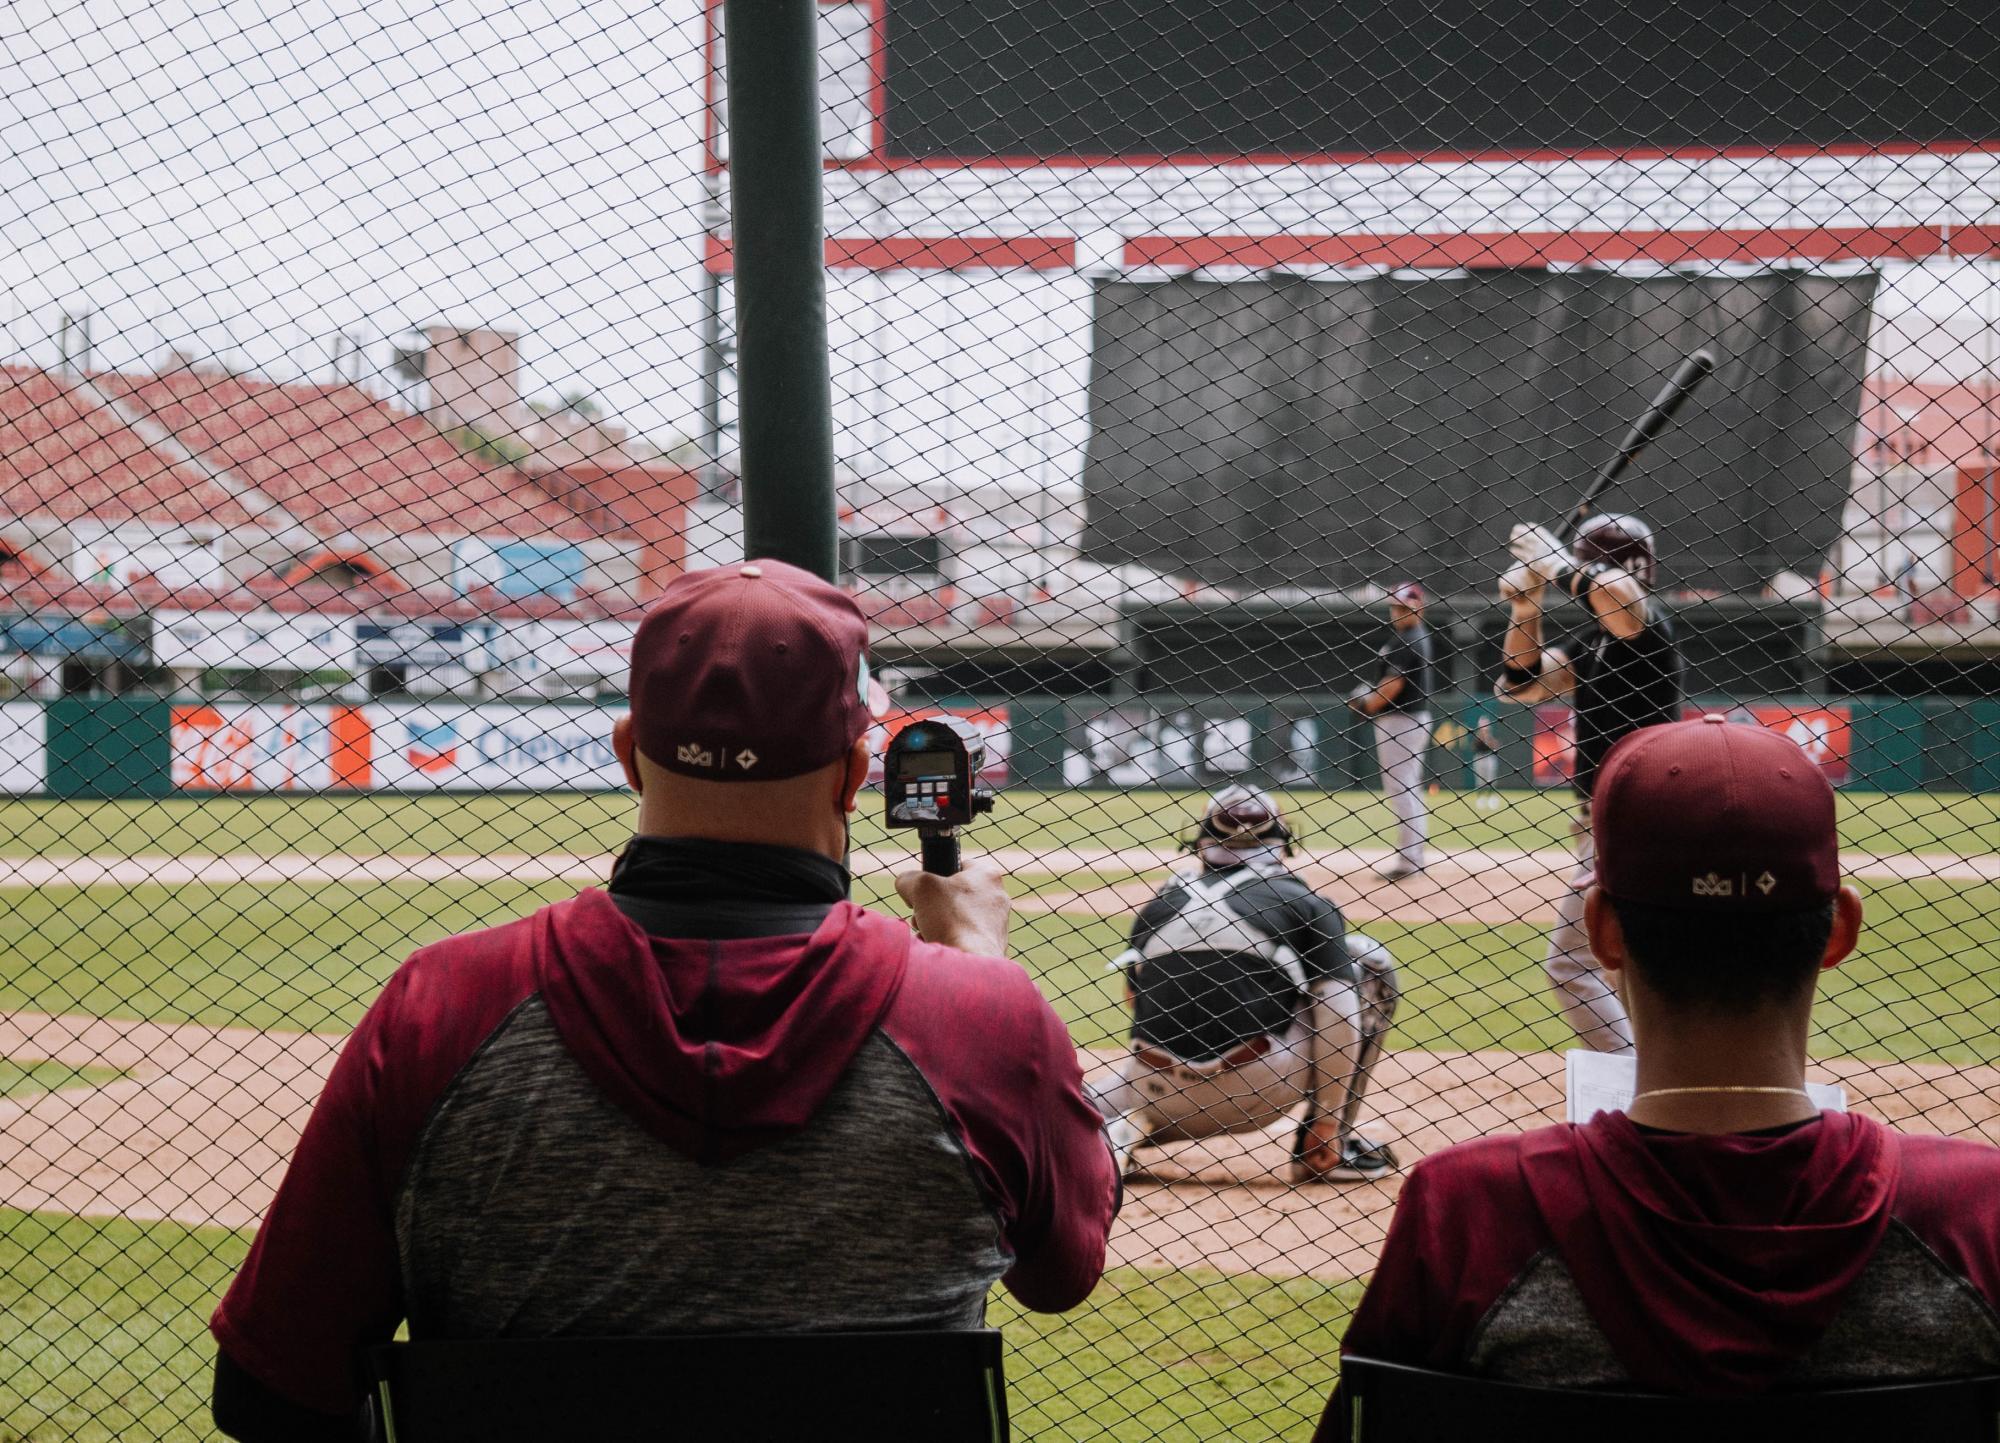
top-left (2, 0), bottom-right (1994, 461)
top-left (1, 0), bottom-right (715, 440)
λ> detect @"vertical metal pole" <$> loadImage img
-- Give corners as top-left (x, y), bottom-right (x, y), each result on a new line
top-left (699, 264), bottom-right (724, 499)
top-left (723, 0), bottom-right (837, 580)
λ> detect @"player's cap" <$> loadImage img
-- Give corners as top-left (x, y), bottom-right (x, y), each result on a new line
top-left (1389, 582), bottom-right (1425, 606)
top-left (629, 559), bottom-right (877, 782)
top-left (1593, 715), bottom-right (1837, 913)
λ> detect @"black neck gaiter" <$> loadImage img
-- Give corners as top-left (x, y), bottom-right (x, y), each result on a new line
top-left (607, 835), bottom-right (849, 940)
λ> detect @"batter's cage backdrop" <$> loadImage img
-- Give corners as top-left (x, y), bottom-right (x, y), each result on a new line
top-left (4, 0), bottom-right (2000, 1438)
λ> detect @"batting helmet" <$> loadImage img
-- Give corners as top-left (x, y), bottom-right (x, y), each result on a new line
top-left (1187, 784), bottom-right (1294, 860)
top-left (1572, 512), bottom-right (1658, 587)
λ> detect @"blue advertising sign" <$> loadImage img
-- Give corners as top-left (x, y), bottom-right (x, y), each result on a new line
top-left (0, 613), bottom-right (146, 662)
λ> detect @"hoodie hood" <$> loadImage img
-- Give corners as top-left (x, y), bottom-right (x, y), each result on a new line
top-left (1519, 1110), bottom-right (1899, 1394)
top-left (533, 889), bottom-right (912, 1164)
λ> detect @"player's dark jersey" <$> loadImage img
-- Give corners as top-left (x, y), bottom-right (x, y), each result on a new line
top-left (1376, 625), bottom-right (1434, 715)
top-left (1571, 595), bottom-right (1681, 798)
top-left (1125, 863), bottom-right (1348, 1063)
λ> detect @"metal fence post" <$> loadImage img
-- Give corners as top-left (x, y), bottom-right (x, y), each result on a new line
top-left (722, 0), bottom-right (838, 581)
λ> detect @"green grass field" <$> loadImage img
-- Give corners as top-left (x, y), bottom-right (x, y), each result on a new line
top-left (1, 787), bottom-right (1996, 1441)
top-left (0, 1207), bottom-right (1353, 1443)
top-left (1, 786), bottom-right (1995, 859)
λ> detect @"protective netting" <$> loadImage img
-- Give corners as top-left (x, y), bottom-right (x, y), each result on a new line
top-left (3, 0), bottom-right (1999, 1438)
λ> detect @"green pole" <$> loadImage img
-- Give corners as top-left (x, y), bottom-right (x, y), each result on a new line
top-left (723, 0), bottom-right (838, 581)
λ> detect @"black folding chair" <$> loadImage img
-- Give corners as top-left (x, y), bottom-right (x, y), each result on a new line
top-left (1330, 1356), bottom-right (2000, 1443)
top-left (363, 1330), bottom-right (1007, 1443)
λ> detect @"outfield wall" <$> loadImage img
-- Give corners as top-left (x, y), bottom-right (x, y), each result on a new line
top-left (5, 694), bottom-right (1999, 798)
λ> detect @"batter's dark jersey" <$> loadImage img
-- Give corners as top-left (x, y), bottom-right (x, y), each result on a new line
top-left (1376, 625), bottom-right (1434, 715)
top-left (1570, 595), bottom-right (1681, 798)
top-left (1126, 865), bottom-right (1348, 1062)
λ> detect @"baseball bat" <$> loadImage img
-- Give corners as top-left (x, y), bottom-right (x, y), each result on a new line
top-left (1561, 349), bottom-right (1717, 540)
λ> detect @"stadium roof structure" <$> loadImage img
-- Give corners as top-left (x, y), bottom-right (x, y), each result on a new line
top-left (0, 362), bottom-right (701, 623)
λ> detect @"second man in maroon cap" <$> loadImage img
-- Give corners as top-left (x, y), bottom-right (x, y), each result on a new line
top-left (1327, 716), bottom-right (2000, 1413)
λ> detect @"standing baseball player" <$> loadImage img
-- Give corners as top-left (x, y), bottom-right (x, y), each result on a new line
top-left (1348, 582), bottom-right (1434, 881)
top-left (1467, 709), bottom-right (1502, 811)
top-left (1085, 786), bottom-right (1400, 1184)
top-left (1497, 513), bottom-right (1683, 1053)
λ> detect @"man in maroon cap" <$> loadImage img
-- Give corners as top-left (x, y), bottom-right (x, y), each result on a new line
top-left (1323, 716), bottom-right (2000, 1417)
top-left (210, 560), bottom-right (1119, 1442)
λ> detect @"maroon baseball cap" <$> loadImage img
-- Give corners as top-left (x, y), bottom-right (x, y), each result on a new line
top-left (629, 559), bottom-right (876, 781)
top-left (1593, 715), bottom-right (1838, 913)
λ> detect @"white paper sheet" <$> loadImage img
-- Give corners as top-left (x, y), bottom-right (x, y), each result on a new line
top-left (1564, 1050), bottom-right (1846, 1123)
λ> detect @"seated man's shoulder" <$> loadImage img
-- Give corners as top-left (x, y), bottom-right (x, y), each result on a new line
top-left (379, 892), bottom-right (602, 1024)
top-left (901, 934), bottom-right (1044, 1007)
top-left (397, 911), bottom-right (539, 988)
top-left (1406, 1128), bottom-right (1543, 1199)
top-left (888, 933), bottom-right (1067, 1060)
top-left (1891, 1129), bottom-right (2000, 1205)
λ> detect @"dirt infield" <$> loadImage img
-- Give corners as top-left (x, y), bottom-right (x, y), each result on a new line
top-left (4, 835), bottom-right (1996, 1280)
top-left (8, 1009), bottom-right (2000, 1281)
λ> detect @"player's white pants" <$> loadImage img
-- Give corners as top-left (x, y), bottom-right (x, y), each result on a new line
top-left (1546, 810), bottom-right (1634, 1054)
top-left (1473, 753), bottom-right (1500, 791)
top-left (1086, 983), bottom-right (1365, 1159)
top-left (1372, 711), bottom-right (1431, 868)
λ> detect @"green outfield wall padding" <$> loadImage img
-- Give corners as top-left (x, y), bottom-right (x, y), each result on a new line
top-left (1850, 700), bottom-right (1929, 792)
top-left (45, 696), bottom-right (172, 799)
top-left (15, 692), bottom-right (2000, 798)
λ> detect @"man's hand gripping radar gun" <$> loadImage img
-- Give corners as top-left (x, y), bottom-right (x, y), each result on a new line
top-left (885, 718), bottom-right (995, 876)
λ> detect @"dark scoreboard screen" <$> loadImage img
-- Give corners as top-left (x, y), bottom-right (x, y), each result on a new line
top-left (884, 0), bottom-right (2000, 160)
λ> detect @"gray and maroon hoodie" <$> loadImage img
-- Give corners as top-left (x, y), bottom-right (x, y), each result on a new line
top-left (213, 848), bottom-right (1118, 1416)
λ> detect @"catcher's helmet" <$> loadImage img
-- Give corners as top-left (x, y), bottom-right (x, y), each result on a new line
top-left (1187, 784), bottom-right (1294, 858)
top-left (1572, 512), bottom-right (1658, 587)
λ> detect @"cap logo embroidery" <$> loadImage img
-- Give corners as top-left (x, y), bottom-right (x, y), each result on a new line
top-left (1692, 872), bottom-right (1734, 898)
top-left (676, 743), bottom-right (714, 768)
top-left (735, 749), bottom-right (759, 771)
top-left (1756, 871), bottom-right (1778, 895)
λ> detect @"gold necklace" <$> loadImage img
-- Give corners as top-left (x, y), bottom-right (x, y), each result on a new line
top-left (1628, 1085), bottom-right (1811, 1104)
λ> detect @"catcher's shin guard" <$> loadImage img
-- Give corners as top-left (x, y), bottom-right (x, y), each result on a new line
top-left (1292, 934), bottom-right (1401, 1169)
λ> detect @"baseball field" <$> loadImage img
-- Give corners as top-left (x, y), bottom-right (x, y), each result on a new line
top-left (3, 785), bottom-right (1998, 1442)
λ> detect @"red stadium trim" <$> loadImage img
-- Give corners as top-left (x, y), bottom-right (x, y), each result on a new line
top-left (1123, 226), bottom-right (2000, 270)
top-left (827, 139), bottom-right (2000, 173)
top-left (705, 235), bottom-right (1077, 272)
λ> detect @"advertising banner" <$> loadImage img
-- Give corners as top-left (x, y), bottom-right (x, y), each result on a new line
top-left (152, 610), bottom-right (356, 674)
top-left (1061, 703), bottom-right (1272, 788)
top-left (365, 704), bottom-right (629, 791)
top-left (1531, 705), bottom-right (1577, 787)
top-left (868, 707), bottom-right (1011, 786)
top-left (0, 701), bottom-right (47, 794)
top-left (171, 702), bottom-right (629, 792)
top-left (482, 620), bottom-right (637, 685)
top-left (170, 704), bottom-right (367, 792)
top-left (1530, 702), bottom-right (1855, 788)
top-left (354, 620), bottom-right (488, 670)
top-left (1686, 703), bottom-right (1853, 783)
top-left (0, 613), bottom-right (146, 662)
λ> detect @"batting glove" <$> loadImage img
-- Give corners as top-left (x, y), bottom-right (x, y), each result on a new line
top-left (1508, 523), bottom-right (1573, 589)
top-left (1497, 561), bottom-right (1540, 603)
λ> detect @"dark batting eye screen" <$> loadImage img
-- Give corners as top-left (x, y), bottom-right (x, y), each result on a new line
top-left (885, 0), bottom-right (2000, 158)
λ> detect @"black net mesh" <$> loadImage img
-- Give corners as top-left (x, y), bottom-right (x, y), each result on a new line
top-left (3, 1), bottom-right (2000, 1439)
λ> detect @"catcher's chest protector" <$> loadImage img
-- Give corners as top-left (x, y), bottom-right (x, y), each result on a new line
top-left (1130, 871), bottom-right (1307, 1065)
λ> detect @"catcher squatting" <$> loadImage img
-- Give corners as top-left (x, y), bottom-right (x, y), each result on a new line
top-left (1085, 786), bottom-right (1400, 1184)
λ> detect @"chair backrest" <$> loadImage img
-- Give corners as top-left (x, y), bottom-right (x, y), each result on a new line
top-left (364, 1329), bottom-right (1007, 1443)
top-left (1334, 1357), bottom-right (2000, 1443)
